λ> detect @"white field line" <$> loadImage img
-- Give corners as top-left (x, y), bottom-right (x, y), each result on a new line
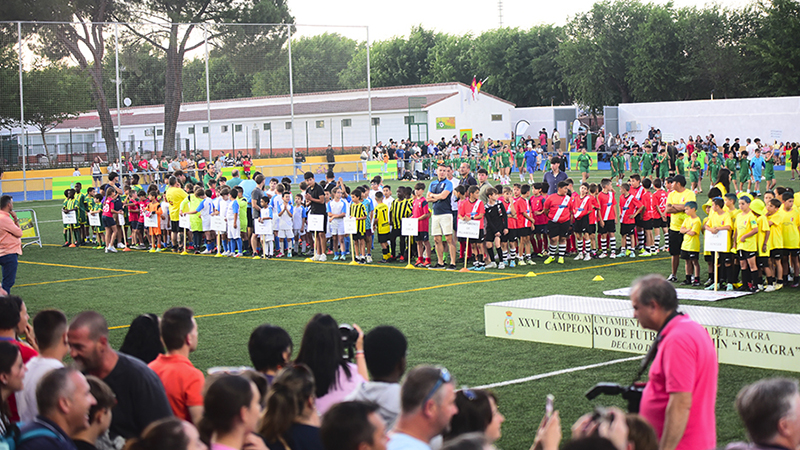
top-left (472, 355), bottom-right (645, 390)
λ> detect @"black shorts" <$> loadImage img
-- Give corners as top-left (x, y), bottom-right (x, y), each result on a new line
top-left (461, 229), bottom-right (485, 243)
top-left (681, 250), bottom-right (699, 260)
top-left (353, 232), bottom-right (366, 241)
top-left (704, 253), bottom-right (714, 262)
top-left (738, 250), bottom-right (757, 260)
top-left (171, 220), bottom-right (180, 231)
top-left (635, 216), bottom-right (647, 228)
top-left (390, 229), bottom-right (402, 240)
top-left (417, 231), bottom-right (429, 242)
top-left (599, 221), bottom-right (616, 234)
top-left (246, 207), bottom-right (254, 230)
top-left (756, 256), bottom-right (770, 268)
top-left (586, 224), bottom-right (597, 235)
top-left (103, 216), bottom-right (116, 228)
top-left (783, 248), bottom-right (800, 257)
top-left (574, 215), bottom-right (591, 234)
top-left (533, 224), bottom-right (548, 235)
top-left (504, 228), bottom-right (517, 241)
top-left (548, 221), bottom-right (570, 238)
top-left (668, 229), bottom-right (683, 256)
top-left (516, 227), bottom-right (531, 237)
top-left (620, 223), bottom-right (636, 236)
top-left (770, 248), bottom-right (786, 258)
top-left (640, 219), bottom-right (653, 230)
top-left (134, 221), bottom-right (145, 231)
top-left (378, 232), bottom-right (391, 243)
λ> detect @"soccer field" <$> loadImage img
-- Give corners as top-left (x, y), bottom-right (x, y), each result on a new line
top-left (11, 169), bottom-right (800, 449)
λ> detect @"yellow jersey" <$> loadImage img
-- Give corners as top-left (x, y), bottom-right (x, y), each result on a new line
top-left (735, 211), bottom-right (758, 253)
top-left (680, 216), bottom-right (702, 252)
top-left (780, 207), bottom-right (800, 249)
top-left (765, 211), bottom-right (784, 253)
top-left (705, 210), bottom-right (732, 253)
top-left (374, 203), bottom-right (390, 235)
top-left (756, 215), bottom-right (771, 257)
top-left (667, 189), bottom-right (697, 231)
top-left (166, 186), bottom-right (188, 221)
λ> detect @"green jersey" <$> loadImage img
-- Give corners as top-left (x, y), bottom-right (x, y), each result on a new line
top-left (577, 153), bottom-right (591, 171)
top-left (725, 157), bottom-right (737, 172)
top-left (642, 152), bottom-right (653, 172)
top-left (630, 155), bottom-right (641, 174)
top-left (500, 151), bottom-right (510, 167)
top-left (738, 159), bottom-right (750, 181)
top-left (676, 159), bottom-right (685, 175)
top-left (708, 160), bottom-right (721, 182)
top-left (515, 151), bottom-right (525, 168)
top-left (764, 153), bottom-right (775, 180)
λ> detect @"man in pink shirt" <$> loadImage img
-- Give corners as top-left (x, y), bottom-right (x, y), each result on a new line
top-left (631, 274), bottom-right (718, 450)
top-left (0, 195), bottom-right (23, 295)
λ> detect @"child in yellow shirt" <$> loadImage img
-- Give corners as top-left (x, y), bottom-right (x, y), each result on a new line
top-left (680, 201), bottom-right (702, 286)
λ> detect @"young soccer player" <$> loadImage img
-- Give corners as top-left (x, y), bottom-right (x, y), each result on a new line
top-left (676, 152), bottom-right (686, 177)
top-left (326, 188), bottom-right (347, 260)
top-left (530, 183), bottom-right (548, 257)
top-left (276, 191), bottom-right (294, 257)
top-left (134, 190), bottom-right (148, 249)
top-left (256, 195), bottom-right (274, 259)
top-left (708, 152), bottom-right (722, 192)
top-left (501, 186), bottom-right (517, 267)
top-left (73, 182), bottom-right (89, 245)
top-left (373, 191), bottom-right (392, 262)
top-left (737, 151), bottom-right (750, 193)
top-left (102, 188), bottom-right (122, 253)
top-left (182, 187), bottom-right (206, 254)
top-left (483, 187), bottom-right (509, 269)
top-left (412, 183), bottom-right (431, 268)
top-left (680, 201), bottom-right (702, 286)
top-left (639, 178), bottom-right (657, 255)
top-left (618, 183), bottom-right (643, 258)
top-left (389, 187), bottom-right (413, 262)
top-left (764, 198), bottom-right (784, 291)
top-left (763, 147), bottom-right (777, 191)
top-left (596, 179), bottom-right (618, 259)
top-left (704, 197), bottom-right (734, 291)
top-left (752, 199), bottom-right (774, 291)
top-left (62, 189), bottom-right (79, 246)
top-left (458, 185), bottom-right (486, 270)
top-left (572, 183), bottom-right (598, 261)
top-left (226, 189), bottom-right (242, 257)
top-left (779, 191), bottom-right (800, 287)
top-left (750, 149), bottom-right (766, 195)
top-left (577, 148), bottom-right (592, 184)
top-left (88, 192), bottom-right (104, 249)
top-left (146, 191), bottom-right (163, 252)
top-left (734, 196), bottom-right (761, 292)
top-left (543, 181), bottom-right (572, 264)
top-left (630, 148), bottom-right (641, 177)
top-left (657, 149), bottom-right (670, 180)
top-left (689, 152), bottom-right (701, 193)
top-left (518, 184), bottom-right (535, 265)
top-left (293, 193), bottom-right (307, 255)
top-left (350, 189), bottom-right (369, 264)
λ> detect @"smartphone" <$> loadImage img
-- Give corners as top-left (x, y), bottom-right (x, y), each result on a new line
top-left (545, 394), bottom-right (555, 418)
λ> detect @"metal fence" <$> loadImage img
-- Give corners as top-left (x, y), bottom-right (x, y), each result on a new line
top-left (0, 21), bottom-right (372, 172)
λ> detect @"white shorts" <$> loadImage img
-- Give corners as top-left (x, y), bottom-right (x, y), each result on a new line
top-left (262, 233), bottom-right (274, 242)
top-left (278, 229), bottom-right (293, 239)
top-left (227, 224), bottom-right (241, 240)
top-left (431, 214), bottom-right (453, 237)
top-left (329, 219), bottom-right (346, 236)
top-left (202, 217), bottom-right (211, 232)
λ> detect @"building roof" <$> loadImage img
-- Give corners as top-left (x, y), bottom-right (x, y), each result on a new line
top-left (55, 82), bottom-right (514, 130)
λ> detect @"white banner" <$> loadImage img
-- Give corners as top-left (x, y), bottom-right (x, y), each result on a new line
top-left (704, 230), bottom-right (729, 253)
top-left (308, 214), bottom-right (325, 232)
top-left (401, 218), bottom-right (419, 236)
top-left (179, 214), bottom-right (192, 230)
top-left (61, 211), bottom-right (77, 225)
top-left (254, 217), bottom-right (273, 236)
top-left (457, 220), bottom-right (480, 239)
top-left (210, 215), bottom-right (226, 232)
top-left (144, 211), bottom-right (158, 228)
top-left (344, 217), bottom-right (358, 235)
top-left (88, 213), bottom-right (101, 227)
top-left (117, 213), bottom-right (125, 226)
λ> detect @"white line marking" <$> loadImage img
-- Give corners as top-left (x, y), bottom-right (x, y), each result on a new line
top-left (472, 355), bottom-right (644, 390)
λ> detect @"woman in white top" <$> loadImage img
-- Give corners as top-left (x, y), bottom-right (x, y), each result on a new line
top-left (91, 157), bottom-right (103, 187)
top-left (294, 314), bottom-right (367, 415)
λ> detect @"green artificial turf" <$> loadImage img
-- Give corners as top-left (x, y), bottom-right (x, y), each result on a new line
top-left (11, 168), bottom-right (800, 449)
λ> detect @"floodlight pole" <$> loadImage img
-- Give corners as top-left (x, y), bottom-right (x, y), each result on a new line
top-left (289, 24), bottom-right (296, 179)
top-left (18, 22), bottom-right (26, 199)
top-left (367, 26), bottom-right (373, 152)
top-left (115, 24), bottom-right (122, 159)
top-left (204, 25), bottom-right (212, 159)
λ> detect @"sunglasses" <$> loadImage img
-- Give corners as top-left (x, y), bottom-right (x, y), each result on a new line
top-left (422, 367), bottom-right (451, 404)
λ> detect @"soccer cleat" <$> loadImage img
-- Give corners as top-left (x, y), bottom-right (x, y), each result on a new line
top-left (726, 283), bottom-right (734, 291)
top-left (107, 246), bottom-right (118, 253)
top-left (609, 252), bottom-right (617, 259)
top-left (200, 249), bottom-right (212, 254)
top-left (692, 280), bottom-right (701, 287)
top-left (543, 256), bottom-right (555, 265)
top-left (775, 283), bottom-right (783, 290)
top-left (584, 253), bottom-right (592, 261)
top-left (639, 248), bottom-right (648, 255)
top-left (429, 263), bottom-right (445, 270)
top-left (446, 264), bottom-right (457, 271)
top-left (155, 248), bottom-right (164, 253)
top-left (518, 259), bottom-right (527, 266)
top-left (629, 251), bottom-right (636, 258)
top-left (319, 254), bottom-right (327, 262)
top-left (485, 261), bottom-right (497, 269)
top-left (117, 243), bottom-right (126, 249)
top-left (149, 248), bottom-right (156, 253)
top-left (509, 260), bottom-right (516, 268)
top-left (704, 283), bottom-right (717, 290)
top-left (366, 255), bottom-right (373, 263)
top-left (557, 256), bottom-right (564, 264)
top-left (498, 262), bottom-right (506, 269)
top-left (233, 253), bottom-right (241, 258)
top-left (666, 274), bottom-right (678, 282)
top-left (332, 254), bottom-right (339, 261)
top-left (287, 252), bottom-right (293, 258)
top-left (681, 279), bottom-right (692, 286)
top-left (704, 278), bottom-right (714, 287)
top-left (598, 252), bottom-right (607, 259)
top-left (527, 259), bottom-right (537, 265)
top-left (640, 252), bottom-right (651, 257)
top-left (574, 252), bottom-right (584, 261)
top-left (764, 285), bottom-right (776, 292)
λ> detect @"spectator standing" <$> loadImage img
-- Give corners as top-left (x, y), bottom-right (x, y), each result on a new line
top-left (542, 159), bottom-right (567, 195)
top-left (426, 166), bottom-right (458, 270)
top-left (17, 310), bottom-right (69, 423)
top-left (630, 275), bottom-right (717, 450)
top-left (457, 163), bottom-right (476, 188)
top-left (148, 307), bottom-right (205, 425)
top-left (387, 366), bottom-right (458, 450)
top-left (0, 195), bottom-right (22, 294)
top-left (67, 311), bottom-right (173, 440)
top-left (326, 145), bottom-right (336, 173)
top-left (552, 129), bottom-right (560, 151)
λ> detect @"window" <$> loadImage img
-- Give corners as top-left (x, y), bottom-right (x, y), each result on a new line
top-left (372, 117), bottom-right (380, 126)
top-left (285, 122), bottom-right (292, 130)
top-left (341, 119), bottom-right (352, 127)
top-left (221, 125), bottom-right (229, 133)
top-left (114, 132), bottom-right (119, 138)
top-left (234, 124), bottom-right (242, 132)
top-left (202, 126), bottom-right (209, 134)
top-left (188, 126), bottom-right (195, 135)
top-left (491, 114), bottom-right (503, 121)
top-left (156, 129), bottom-right (163, 136)
top-left (263, 123), bottom-right (271, 131)
top-left (315, 120), bottom-right (325, 129)
top-left (404, 116), bottom-right (414, 125)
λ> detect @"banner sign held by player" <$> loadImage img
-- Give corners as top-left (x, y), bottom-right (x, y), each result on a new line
top-left (61, 211), bottom-right (77, 225)
top-left (144, 211), bottom-right (158, 228)
top-left (254, 212), bottom-right (273, 235)
top-left (704, 230), bottom-right (728, 253)
top-left (401, 218), bottom-right (419, 236)
top-left (344, 217), bottom-right (358, 235)
top-left (308, 214), bottom-right (325, 232)
top-left (88, 213), bottom-right (101, 227)
top-left (210, 215), bottom-right (226, 232)
top-left (457, 220), bottom-right (480, 239)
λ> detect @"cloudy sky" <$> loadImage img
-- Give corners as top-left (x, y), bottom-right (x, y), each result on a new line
top-left (289, 0), bottom-right (753, 42)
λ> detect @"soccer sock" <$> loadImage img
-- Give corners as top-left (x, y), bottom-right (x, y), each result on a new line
top-left (510, 246), bottom-right (517, 260)
top-left (501, 250), bottom-right (508, 262)
top-left (637, 229), bottom-right (645, 249)
top-left (664, 232), bottom-right (669, 248)
top-left (549, 243), bottom-right (556, 257)
top-left (382, 247), bottom-right (389, 259)
top-left (558, 244), bottom-right (566, 257)
top-left (767, 276), bottom-right (775, 285)
top-left (487, 247), bottom-right (496, 261)
top-left (626, 235), bottom-right (632, 251)
top-left (729, 265), bottom-right (738, 284)
top-left (742, 269), bottom-right (752, 286)
top-left (600, 236), bottom-right (607, 253)
top-left (609, 236), bottom-right (617, 253)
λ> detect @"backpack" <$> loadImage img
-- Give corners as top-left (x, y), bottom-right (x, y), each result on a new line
top-left (1, 423), bottom-right (63, 450)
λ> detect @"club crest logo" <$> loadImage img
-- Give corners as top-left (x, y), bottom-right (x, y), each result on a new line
top-left (504, 311), bottom-right (515, 335)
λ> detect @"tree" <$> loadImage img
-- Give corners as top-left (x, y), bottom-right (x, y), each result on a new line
top-left (424, 33), bottom-right (475, 86)
top-left (115, 0), bottom-right (293, 158)
top-left (745, 0), bottom-right (800, 97)
top-left (103, 42), bottom-right (166, 107)
top-left (23, 64), bottom-right (92, 162)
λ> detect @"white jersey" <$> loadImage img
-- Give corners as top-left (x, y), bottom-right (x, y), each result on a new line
top-left (275, 201), bottom-right (294, 230)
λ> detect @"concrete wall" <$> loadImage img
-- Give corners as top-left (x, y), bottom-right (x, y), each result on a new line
top-left (618, 96), bottom-right (800, 144)
top-left (425, 88), bottom-right (514, 142)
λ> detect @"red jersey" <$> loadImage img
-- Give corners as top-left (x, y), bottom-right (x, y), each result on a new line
top-left (620, 193), bottom-right (643, 224)
top-left (501, 197), bottom-right (516, 228)
top-left (242, 159), bottom-right (252, 172)
top-left (530, 195), bottom-right (548, 225)
top-left (640, 190), bottom-right (655, 220)
top-left (513, 196), bottom-right (530, 228)
top-left (597, 191), bottom-right (617, 222)
top-left (102, 197), bottom-right (115, 218)
top-left (652, 189), bottom-right (668, 220)
top-left (573, 195), bottom-right (598, 222)
top-left (458, 198), bottom-right (485, 229)
top-left (544, 193), bottom-right (572, 223)
top-left (137, 200), bottom-right (148, 223)
top-left (412, 197), bottom-right (430, 232)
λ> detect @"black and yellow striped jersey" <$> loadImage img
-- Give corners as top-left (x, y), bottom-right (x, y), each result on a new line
top-left (350, 201), bottom-right (367, 234)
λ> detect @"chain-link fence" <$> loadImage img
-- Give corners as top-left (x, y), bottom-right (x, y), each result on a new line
top-left (0, 22), bottom-right (372, 171)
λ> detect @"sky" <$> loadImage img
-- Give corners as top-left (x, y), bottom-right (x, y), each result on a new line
top-left (289, 0), bottom-right (753, 42)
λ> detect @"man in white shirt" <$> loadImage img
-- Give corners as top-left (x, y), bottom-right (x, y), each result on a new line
top-left (387, 366), bottom-right (458, 450)
top-left (17, 309), bottom-right (69, 423)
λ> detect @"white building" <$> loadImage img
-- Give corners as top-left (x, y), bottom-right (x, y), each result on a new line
top-left (48, 82), bottom-right (515, 158)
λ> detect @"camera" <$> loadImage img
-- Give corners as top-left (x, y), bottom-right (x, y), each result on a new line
top-left (340, 324), bottom-right (359, 361)
top-left (585, 382), bottom-right (645, 413)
